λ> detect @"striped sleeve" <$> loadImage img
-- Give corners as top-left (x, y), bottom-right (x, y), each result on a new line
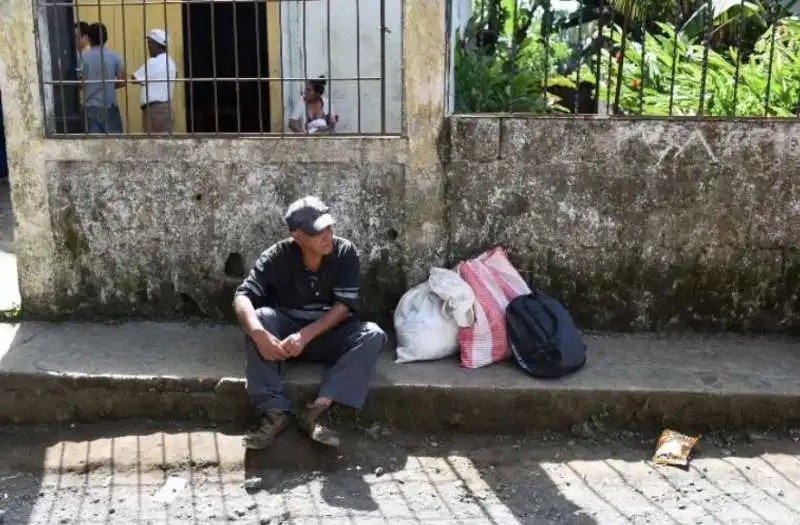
top-left (333, 242), bottom-right (360, 312)
top-left (234, 247), bottom-right (276, 309)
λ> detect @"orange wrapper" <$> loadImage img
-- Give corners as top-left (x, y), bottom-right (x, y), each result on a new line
top-left (652, 429), bottom-right (699, 467)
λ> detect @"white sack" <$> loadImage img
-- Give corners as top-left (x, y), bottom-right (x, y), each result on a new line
top-left (394, 268), bottom-right (475, 364)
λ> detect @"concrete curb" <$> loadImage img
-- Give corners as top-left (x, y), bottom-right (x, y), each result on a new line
top-left (2, 369), bottom-right (800, 433)
top-left (2, 322), bottom-right (800, 432)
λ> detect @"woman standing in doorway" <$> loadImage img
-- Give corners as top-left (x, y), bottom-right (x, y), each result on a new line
top-left (288, 76), bottom-right (338, 133)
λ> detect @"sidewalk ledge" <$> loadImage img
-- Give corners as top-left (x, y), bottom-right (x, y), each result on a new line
top-left (1, 321), bottom-right (799, 433)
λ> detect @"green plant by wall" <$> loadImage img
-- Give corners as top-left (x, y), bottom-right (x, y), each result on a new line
top-left (454, 3), bottom-right (577, 113)
top-left (598, 18), bottom-right (800, 116)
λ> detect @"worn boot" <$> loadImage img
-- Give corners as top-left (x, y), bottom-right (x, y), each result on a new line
top-left (243, 409), bottom-right (291, 450)
top-left (298, 400), bottom-right (340, 448)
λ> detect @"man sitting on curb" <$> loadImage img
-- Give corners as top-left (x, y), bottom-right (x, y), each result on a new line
top-left (233, 196), bottom-right (388, 449)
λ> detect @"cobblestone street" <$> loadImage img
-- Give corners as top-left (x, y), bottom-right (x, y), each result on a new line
top-left (0, 421), bottom-right (799, 524)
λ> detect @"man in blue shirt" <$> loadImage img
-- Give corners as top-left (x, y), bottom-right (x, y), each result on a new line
top-left (80, 23), bottom-right (126, 133)
top-left (233, 196), bottom-right (387, 449)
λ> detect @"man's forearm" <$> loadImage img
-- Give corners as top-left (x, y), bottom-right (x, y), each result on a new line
top-left (299, 303), bottom-right (350, 343)
top-left (233, 295), bottom-right (279, 343)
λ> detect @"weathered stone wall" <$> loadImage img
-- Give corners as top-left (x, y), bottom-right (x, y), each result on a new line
top-left (10, 0), bottom-right (799, 333)
top-left (43, 139), bottom-right (408, 324)
top-left (14, 115), bottom-right (800, 334)
top-left (447, 116), bottom-right (800, 333)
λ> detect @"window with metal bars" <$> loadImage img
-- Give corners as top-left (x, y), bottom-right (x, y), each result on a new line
top-left (37, 0), bottom-right (403, 136)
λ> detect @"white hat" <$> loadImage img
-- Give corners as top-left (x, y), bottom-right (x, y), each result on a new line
top-left (146, 28), bottom-right (168, 47)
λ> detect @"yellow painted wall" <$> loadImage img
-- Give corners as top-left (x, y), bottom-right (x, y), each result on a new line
top-left (75, 0), bottom-right (186, 133)
top-left (267, 0), bottom-right (283, 132)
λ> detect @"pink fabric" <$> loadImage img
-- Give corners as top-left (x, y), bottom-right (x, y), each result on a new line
top-left (480, 248), bottom-right (531, 300)
top-left (456, 247), bottom-right (531, 369)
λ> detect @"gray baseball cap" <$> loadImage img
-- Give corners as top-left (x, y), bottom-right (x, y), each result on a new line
top-left (284, 196), bottom-right (336, 235)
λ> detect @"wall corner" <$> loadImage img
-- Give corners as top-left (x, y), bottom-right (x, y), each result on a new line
top-left (402, 0), bottom-right (448, 286)
top-left (0, 0), bottom-right (57, 315)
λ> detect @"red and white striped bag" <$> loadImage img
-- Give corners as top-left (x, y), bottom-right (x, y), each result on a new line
top-left (455, 247), bottom-right (531, 368)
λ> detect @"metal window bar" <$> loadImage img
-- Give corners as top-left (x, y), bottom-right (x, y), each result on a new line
top-left (38, 0), bottom-right (402, 136)
top-left (667, 14), bottom-right (679, 117)
top-left (380, 0), bottom-right (387, 132)
top-left (49, 2), bottom-right (69, 134)
top-left (731, 0), bottom-right (746, 117)
top-left (77, 2), bottom-right (88, 132)
top-left (326, 0), bottom-right (332, 130)
top-left (696, 0), bottom-right (712, 116)
top-left (574, 0), bottom-right (584, 115)
top-left (356, 0), bottom-right (362, 131)
top-left (508, 0), bottom-right (518, 112)
top-left (443, 0), bottom-right (452, 115)
top-left (612, 0), bottom-right (633, 114)
top-left (184, 0), bottom-right (193, 132)
top-left (164, 0), bottom-right (174, 135)
top-left (763, 3), bottom-right (779, 117)
top-left (143, 0), bottom-right (150, 132)
top-left (97, 0), bottom-right (107, 134)
top-left (301, 0), bottom-right (308, 134)
top-left (541, 2), bottom-right (551, 113)
top-left (604, 11), bottom-right (614, 115)
top-left (253, 0), bottom-right (264, 133)
top-left (210, 0), bottom-right (219, 133)
top-left (278, 0), bottom-right (285, 131)
top-left (637, 8), bottom-right (646, 115)
top-left (232, 0), bottom-right (240, 134)
top-left (592, 0), bottom-right (604, 115)
top-left (120, 0), bottom-right (131, 130)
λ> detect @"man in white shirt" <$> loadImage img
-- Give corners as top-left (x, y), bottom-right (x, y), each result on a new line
top-left (131, 29), bottom-right (177, 133)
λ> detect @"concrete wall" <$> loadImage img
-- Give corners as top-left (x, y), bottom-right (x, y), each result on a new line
top-left (447, 116), bottom-right (800, 333)
top-left (13, 0), bottom-right (799, 334)
top-left (45, 139), bottom-right (408, 323)
top-left (31, 115), bottom-right (800, 335)
top-left (280, 0), bottom-right (403, 133)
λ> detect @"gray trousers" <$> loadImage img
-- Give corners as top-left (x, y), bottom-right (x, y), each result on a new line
top-left (245, 307), bottom-right (387, 414)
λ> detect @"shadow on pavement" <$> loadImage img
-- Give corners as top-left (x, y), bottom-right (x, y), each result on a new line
top-left (1, 418), bottom-right (798, 524)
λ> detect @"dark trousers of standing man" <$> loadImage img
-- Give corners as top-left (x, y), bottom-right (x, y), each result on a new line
top-left (245, 307), bottom-right (387, 414)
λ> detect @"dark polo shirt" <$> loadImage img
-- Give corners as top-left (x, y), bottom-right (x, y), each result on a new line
top-left (235, 236), bottom-right (360, 320)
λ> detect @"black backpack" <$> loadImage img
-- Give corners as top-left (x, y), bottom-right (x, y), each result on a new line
top-left (506, 292), bottom-right (587, 378)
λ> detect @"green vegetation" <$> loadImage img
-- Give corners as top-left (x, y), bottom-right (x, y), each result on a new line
top-left (454, 0), bottom-right (800, 116)
top-left (0, 303), bottom-right (21, 322)
top-left (454, 1), bottom-right (575, 112)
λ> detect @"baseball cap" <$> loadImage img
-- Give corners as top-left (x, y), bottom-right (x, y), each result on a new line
top-left (146, 28), bottom-right (168, 47)
top-left (284, 196), bottom-right (336, 236)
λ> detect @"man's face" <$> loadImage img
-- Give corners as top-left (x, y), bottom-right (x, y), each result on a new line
top-left (295, 226), bottom-right (334, 256)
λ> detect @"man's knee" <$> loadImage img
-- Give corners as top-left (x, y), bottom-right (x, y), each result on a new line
top-left (360, 322), bottom-right (388, 353)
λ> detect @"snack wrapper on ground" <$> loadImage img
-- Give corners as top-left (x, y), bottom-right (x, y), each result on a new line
top-left (652, 429), bottom-right (700, 467)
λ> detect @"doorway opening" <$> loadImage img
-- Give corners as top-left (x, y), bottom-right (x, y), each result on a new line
top-left (183, 0), bottom-right (271, 133)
